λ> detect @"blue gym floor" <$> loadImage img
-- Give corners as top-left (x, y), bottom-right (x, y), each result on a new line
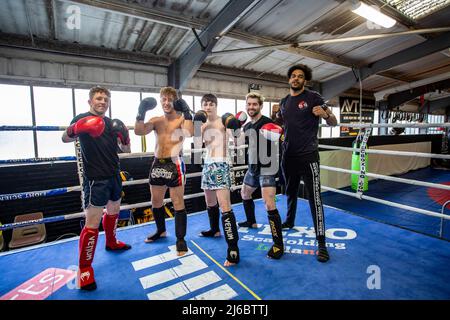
top-left (1, 195), bottom-right (449, 300)
top-left (322, 167), bottom-right (450, 238)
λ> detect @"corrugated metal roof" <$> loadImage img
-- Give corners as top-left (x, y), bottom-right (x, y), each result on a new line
top-left (0, 0), bottom-right (449, 96)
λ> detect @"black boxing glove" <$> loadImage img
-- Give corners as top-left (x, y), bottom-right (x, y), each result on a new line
top-left (174, 98), bottom-right (193, 121)
top-left (221, 113), bottom-right (241, 130)
top-left (136, 97), bottom-right (157, 121)
top-left (112, 118), bottom-right (130, 145)
top-left (194, 110), bottom-right (207, 123)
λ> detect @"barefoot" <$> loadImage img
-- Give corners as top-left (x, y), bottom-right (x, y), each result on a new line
top-left (223, 260), bottom-right (237, 267)
top-left (176, 238), bottom-right (188, 256)
top-left (144, 231), bottom-right (167, 243)
top-left (200, 230), bottom-right (221, 237)
top-left (177, 250), bottom-right (188, 257)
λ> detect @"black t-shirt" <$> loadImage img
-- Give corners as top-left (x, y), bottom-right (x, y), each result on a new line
top-left (280, 90), bottom-right (324, 157)
top-left (243, 115), bottom-right (279, 173)
top-left (71, 112), bottom-right (120, 180)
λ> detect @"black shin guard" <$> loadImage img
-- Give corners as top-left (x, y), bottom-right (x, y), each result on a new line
top-left (145, 206), bottom-right (166, 242)
top-left (221, 211), bottom-right (240, 263)
top-left (175, 209), bottom-right (188, 252)
top-left (238, 199), bottom-right (256, 227)
top-left (267, 209), bottom-right (284, 259)
top-left (201, 204), bottom-right (220, 237)
top-left (316, 236), bottom-right (329, 263)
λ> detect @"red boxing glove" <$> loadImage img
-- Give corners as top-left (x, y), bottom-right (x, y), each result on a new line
top-left (235, 111), bottom-right (248, 126)
top-left (112, 119), bottom-right (130, 145)
top-left (67, 116), bottom-right (105, 138)
top-left (261, 123), bottom-right (283, 142)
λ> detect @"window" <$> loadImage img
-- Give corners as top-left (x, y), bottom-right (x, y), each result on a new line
top-left (34, 87), bottom-right (74, 126)
top-left (236, 99), bottom-right (246, 114)
top-left (372, 109), bottom-right (379, 136)
top-left (137, 92), bottom-right (160, 154)
top-left (0, 84), bottom-right (33, 126)
top-left (331, 106), bottom-right (341, 137)
top-left (194, 95), bottom-right (202, 112)
top-left (182, 95), bottom-right (194, 112)
top-left (381, 0), bottom-right (449, 20)
top-left (74, 89), bottom-right (90, 116)
top-left (0, 84), bottom-right (35, 160)
top-left (110, 91), bottom-right (140, 127)
top-left (262, 102), bottom-right (271, 118)
top-left (34, 87), bottom-right (75, 158)
top-left (0, 132), bottom-right (35, 160)
top-left (428, 115), bottom-right (445, 134)
top-left (321, 118), bottom-right (332, 138)
top-left (217, 98), bottom-right (235, 115)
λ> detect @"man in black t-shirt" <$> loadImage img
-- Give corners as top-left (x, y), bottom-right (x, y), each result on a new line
top-left (239, 92), bottom-right (284, 259)
top-left (276, 64), bottom-right (337, 263)
top-left (62, 86), bottom-right (132, 291)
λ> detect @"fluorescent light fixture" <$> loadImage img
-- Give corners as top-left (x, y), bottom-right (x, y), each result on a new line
top-left (352, 1), bottom-right (397, 28)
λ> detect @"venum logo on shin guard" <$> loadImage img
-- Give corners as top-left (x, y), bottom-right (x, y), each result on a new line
top-left (85, 235), bottom-right (96, 261)
top-left (224, 217), bottom-right (234, 241)
top-left (269, 220), bottom-right (278, 238)
top-left (80, 270), bottom-right (91, 282)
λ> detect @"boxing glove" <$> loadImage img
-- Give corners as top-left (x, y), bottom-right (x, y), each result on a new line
top-left (67, 116), bottom-right (105, 138)
top-left (221, 113), bottom-right (241, 130)
top-left (260, 123), bottom-right (283, 142)
top-left (174, 98), bottom-right (193, 120)
top-left (235, 111), bottom-right (248, 126)
top-left (112, 118), bottom-right (130, 145)
top-left (136, 97), bottom-right (157, 121)
top-left (194, 110), bottom-right (207, 123)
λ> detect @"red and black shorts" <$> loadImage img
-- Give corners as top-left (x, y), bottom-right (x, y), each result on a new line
top-left (149, 157), bottom-right (186, 188)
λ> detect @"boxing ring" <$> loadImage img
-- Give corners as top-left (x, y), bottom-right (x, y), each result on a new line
top-left (0, 123), bottom-right (450, 300)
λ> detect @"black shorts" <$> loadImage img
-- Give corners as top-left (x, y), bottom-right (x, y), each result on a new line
top-left (149, 157), bottom-right (186, 188)
top-left (83, 173), bottom-right (122, 209)
top-left (243, 165), bottom-right (277, 188)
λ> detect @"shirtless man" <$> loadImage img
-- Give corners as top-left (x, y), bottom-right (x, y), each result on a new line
top-left (194, 93), bottom-right (246, 266)
top-left (134, 87), bottom-right (193, 256)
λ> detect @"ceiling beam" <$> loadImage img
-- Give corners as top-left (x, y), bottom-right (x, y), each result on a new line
top-left (45, 0), bottom-right (57, 40)
top-left (0, 32), bottom-right (170, 66)
top-left (0, 32), bottom-right (290, 86)
top-left (64, 0), bottom-right (360, 71)
top-left (320, 31), bottom-right (450, 100)
top-left (421, 96), bottom-right (450, 114)
top-left (168, 0), bottom-right (259, 90)
top-left (380, 78), bottom-right (450, 109)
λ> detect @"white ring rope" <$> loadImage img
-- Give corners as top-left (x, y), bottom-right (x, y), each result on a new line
top-left (320, 165), bottom-right (450, 191)
top-left (321, 185), bottom-right (449, 220)
top-left (319, 123), bottom-right (450, 128)
top-left (2, 120), bottom-right (449, 231)
top-left (318, 144), bottom-right (450, 160)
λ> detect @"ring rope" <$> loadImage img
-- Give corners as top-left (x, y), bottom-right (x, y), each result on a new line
top-left (0, 186), bottom-right (244, 231)
top-left (321, 185), bottom-right (449, 220)
top-left (0, 165), bottom-right (250, 202)
top-left (318, 145), bottom-right (450, 160)
top-left (440, 200), bottom-right (450, 237)
top-left (1, 123), bottom-right (449, 234)
top-left (318, 123), bottom-right (450, 128)
top-left (2, 123), bottom-right (450, 132)
top-left (320, 165), bottom-right (450, 191)
top-left (0, 146), bottom-right (248, 166)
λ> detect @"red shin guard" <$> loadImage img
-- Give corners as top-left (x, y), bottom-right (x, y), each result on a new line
top-left (102, 213), bottom-right (130, 250)
top-left (78, 227), bottom-right (98, 289)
